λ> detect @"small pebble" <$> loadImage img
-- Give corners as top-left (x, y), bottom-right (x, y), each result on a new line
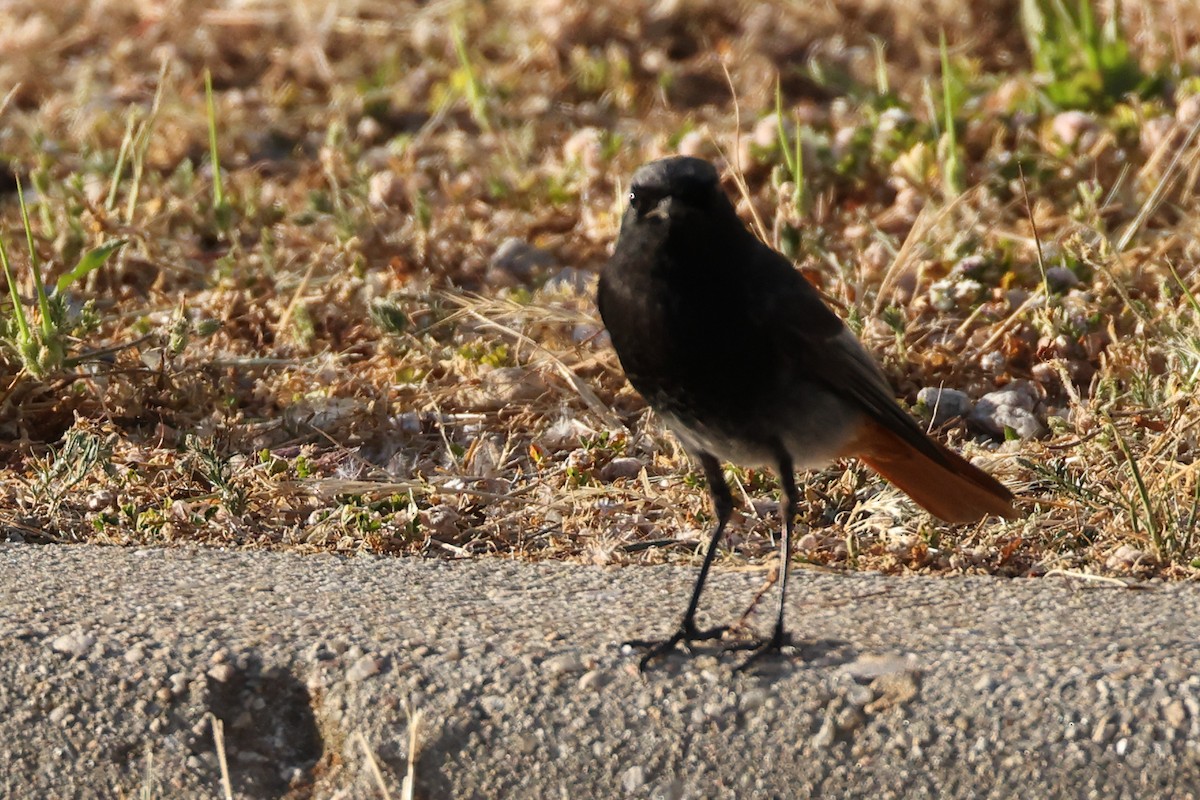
top-left (1091, 714), bottom-right (1116, 744)
top-left (1140, 115), bottom-right (1177, 155)
top-left (1177, 93), bottom-right (1200, 127)
top-left (796, 532), bottom-right (821, 550)
top-left (1044, 266), bottom-right (1079, 292)
top-left (578, 669), bottom-right (608, 691)
top-left (572, 322), bottom-right (606, 346)
top-left (206, 664), bottom-right (237, 684)
top-left (367, 170), bottom-right (407, 209)
top-left (970, 386), bottom-right (1047, 439)
top-left (917, 387), bottom-right (973, 426)
top-left (544, 653), bottom-right (585, 675)
top-left (169, 672), bottom-right (189, 695)
top-left (356, 116), bottom-right (383, 142)
top-left (86, 490), bottom-right (115, 511)
top-left (540, 417), bottom-right (597, 453)
top-left (621, 765), bottom-right (646, 793)
top-left (1163, 699), bottom-right (1187, 729)
top-left (1106, 544), bottom-right (1154, 571)
top-left (972, 675), bottom-right (998, 693)
top-left (866, 672), bottom-right (921, 712)
top-left (812, 712), bottom-right (837, 748)
top-left (51, 632), bottom-right (95, 659)
top-left (1052, 110), bottom-right (1098, 149)
top-left (601, 457), bottom-right (645, 482)
top-left (843, 683), bottom-right (874, 709)
top-left (838, 653), bottom-right (918, 681)
top-left (739, 688), bottom-right (767, 712)
top-left (479, 695), bottom-right (507, 715)
top-left (487, 238), bottom-right (556, 287)
top-left (753, 113), bottom-right (791, 150)
top-left (677, 130), bottom-right (709, 159)
top-left (346, 655), bottom-right (384, 682)
top-left (836, 705), bottom-right (865, 733)
top-left (480, 367), bottom-right (550, 407)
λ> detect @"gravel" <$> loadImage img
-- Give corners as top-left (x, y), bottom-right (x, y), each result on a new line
top-left (2, 543), bottom-right (1200, 798)
top-left (916, 386), bottom-right (973, 426)
top-left (970, 384), bottom-right (1049, 439)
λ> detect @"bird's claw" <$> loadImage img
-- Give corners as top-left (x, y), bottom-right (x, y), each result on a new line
top-left (623, 623), bottom-right (729, 670)
top-left (723, 626), bottom-right (793, 672)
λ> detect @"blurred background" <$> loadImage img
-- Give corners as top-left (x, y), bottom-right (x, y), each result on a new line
top-left (1, 0), bottom-right (1198, 578)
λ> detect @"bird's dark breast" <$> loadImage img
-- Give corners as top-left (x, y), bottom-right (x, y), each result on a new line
top-left (600, 256), bottom-right (793, 461)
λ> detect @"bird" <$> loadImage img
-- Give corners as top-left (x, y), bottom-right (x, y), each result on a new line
top-left (597, 155), bottom-right (1017, 669)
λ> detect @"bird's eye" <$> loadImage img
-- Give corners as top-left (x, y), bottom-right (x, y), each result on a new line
top-left (629, 188), bottom-right (664, 217)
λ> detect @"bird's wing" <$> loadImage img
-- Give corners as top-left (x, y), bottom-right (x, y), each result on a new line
top-left (747, 241), bottom-right (952, 467)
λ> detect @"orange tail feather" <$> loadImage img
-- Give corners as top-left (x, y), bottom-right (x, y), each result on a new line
top-left (847, 420), bottom-right (1017, 523)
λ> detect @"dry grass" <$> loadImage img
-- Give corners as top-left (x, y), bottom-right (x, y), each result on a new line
top-left (2, 0), bottom-right (1200, 580)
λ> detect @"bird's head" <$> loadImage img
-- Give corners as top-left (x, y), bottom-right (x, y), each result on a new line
top-left (622, 156), bottom-right (733, 233)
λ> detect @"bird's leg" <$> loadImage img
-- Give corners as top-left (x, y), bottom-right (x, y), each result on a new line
top-left (625, 452), bottom-right (733, 669)
top-left (729, 450), bottom-right (798, 669)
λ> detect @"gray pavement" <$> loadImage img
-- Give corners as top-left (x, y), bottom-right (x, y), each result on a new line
top-left (1, 543), bottom-right (1199, 798)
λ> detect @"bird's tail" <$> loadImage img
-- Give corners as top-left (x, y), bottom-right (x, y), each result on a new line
top-left (847, 419), bottom-right (1017, 523)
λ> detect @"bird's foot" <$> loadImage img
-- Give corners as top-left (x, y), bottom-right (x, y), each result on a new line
top-left (723, 625), bottom-right (794, 672)
top-left (623, 621), bottom-right (729, 671)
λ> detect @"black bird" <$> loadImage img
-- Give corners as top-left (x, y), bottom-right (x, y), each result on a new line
top-left (597, 156), bottom-right (1016, 668)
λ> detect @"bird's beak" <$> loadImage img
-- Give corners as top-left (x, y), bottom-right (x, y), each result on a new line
top-left (643, 196), bottom-right (672, 221)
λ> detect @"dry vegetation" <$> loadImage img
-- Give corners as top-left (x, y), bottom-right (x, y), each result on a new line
top-left (2, 0), bottom-right (1200, 581)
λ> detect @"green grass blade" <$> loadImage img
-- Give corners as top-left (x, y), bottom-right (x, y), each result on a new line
top-left (107, 113), bottom-right (137, 212)
top-left (204, 69), bottom-right (225, 210)
top-left (1111, 423), bottom-right (1163, 557)
top-left (15, 175), bottom-right (55, 339)
top-left (938, 29), bottom-right (963, 195)
top-left (451, 23), bottom-right (490, 132)
top-left (0, 232), bottom-right (32, 344)
top-left (1167, 259), bottom-right (1200, 319)
top-left (56, 239), bottom-right (128, 294)
top-left (774, 77), bottom-right (805, 212)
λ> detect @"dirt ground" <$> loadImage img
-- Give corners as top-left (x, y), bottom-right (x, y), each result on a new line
top-left (2, 0), bottom-right (1200, 579)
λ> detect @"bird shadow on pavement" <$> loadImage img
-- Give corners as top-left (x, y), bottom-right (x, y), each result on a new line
top-left (742, 637), bottom-right (859, 681)
top-left (631, 635), bottom-right (858, 677)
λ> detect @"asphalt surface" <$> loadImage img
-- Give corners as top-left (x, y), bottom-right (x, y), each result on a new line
top-left (2, 542), bottom-right (1199, 799)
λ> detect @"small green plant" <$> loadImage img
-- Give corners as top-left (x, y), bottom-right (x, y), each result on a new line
top-left (1020, 0), bottom-right (1156, 109)
top-left (1, 176), bottom-right (126, 377)
top-left (184, 435), bottom-right (246, 516)
top-left (338, 497), bottom-right (384, 534)
top-left (457, 341), bottom-right (510, 367)
top-left (31, 427), bottom-right (114, 513)
top-left (370, 298), bottom-right (410, 335)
